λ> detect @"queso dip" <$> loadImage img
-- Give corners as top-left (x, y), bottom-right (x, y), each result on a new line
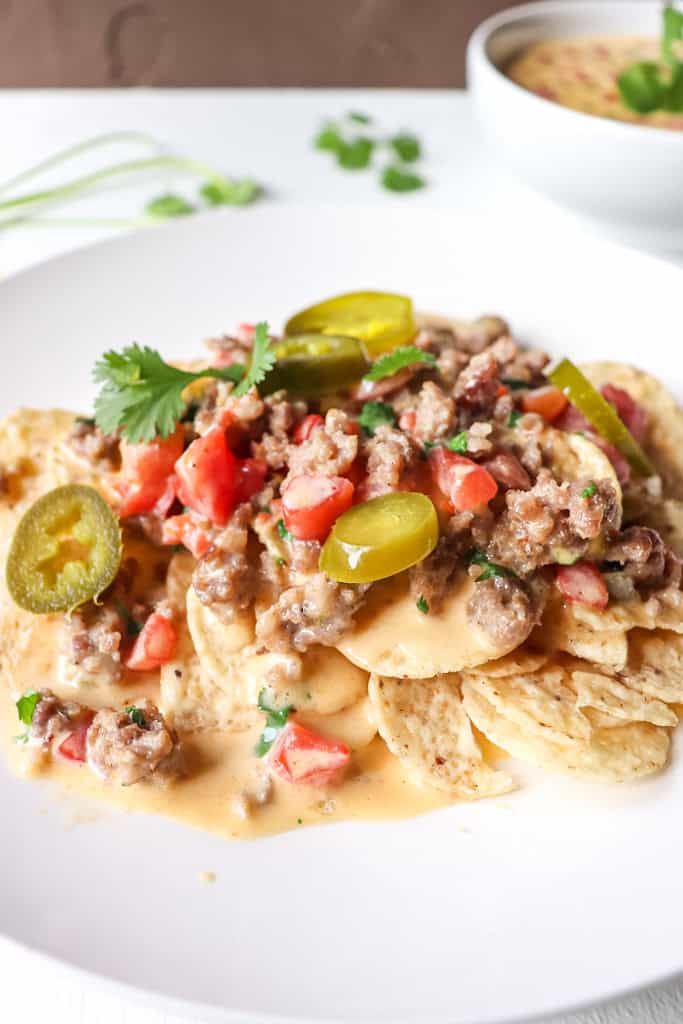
top-left (507, 36), bottom-right (683, 131)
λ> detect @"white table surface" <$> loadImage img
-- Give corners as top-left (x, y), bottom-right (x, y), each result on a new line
top-left (1, 87), bottom-right (682, 1024)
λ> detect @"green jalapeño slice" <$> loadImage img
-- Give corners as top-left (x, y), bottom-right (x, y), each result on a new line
top-left (549, 359), bottom-right (655, 478)
top-left (320, 491), bottom-right (438, 584)
top-left (6, 484), bottom-right (122, 614)
top-left (285, 291), bottom-right (416, 357)
top-left (262, 333), bottom-right (369, 396)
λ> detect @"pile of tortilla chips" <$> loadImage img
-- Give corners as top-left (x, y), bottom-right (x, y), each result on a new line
top-left (1, 360), bottom-right (683, 804)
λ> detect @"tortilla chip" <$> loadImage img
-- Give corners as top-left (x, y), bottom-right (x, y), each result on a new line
top-left (338, 571), bottom-right (543, 679)
top-left (545, 430), bottom-right (623, 527)
top-left (296, 696), bottom-right (376, 751)
top-left (462, 675), bottom-right (670, 781)
top-left (532, 604), bottom-right (629, 670)
top-left (187, 587), bottom-right (367, 715)
top-left (464, 648), bottom-right (549, 679)
top-left (571, 669), bottom-right (677, 728)
top-left (582, 362), bottom-right (683, 499)
top-left (620, 629), bottom-right (683, 704)
top-left (463, 668), bottom-right (592, 748)
top-left (368, 673), bottom-right (514, 798)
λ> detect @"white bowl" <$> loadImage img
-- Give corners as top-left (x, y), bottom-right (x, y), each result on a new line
top-left (467, 1), bottom-right (683, 250)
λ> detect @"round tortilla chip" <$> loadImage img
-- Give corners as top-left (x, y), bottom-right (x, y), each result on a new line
top-left (338, 572), bottom-right (541, 679)
top-left (621, 629), bottom-right (683, 705)
top-left (297, 696), bottom-right (377, 751)
top-left (582, 362), bottom-right (683, 499)
top-left (462, 674), bottom-right (670, 781)
top-left (368, 672), bottom-right (514, 798)
top-left (187, 587), bottom-right (367, 715)
top-left (463, 648), bottom-right (549, 679)
top-left (571, 669), bottom-right (677, 728)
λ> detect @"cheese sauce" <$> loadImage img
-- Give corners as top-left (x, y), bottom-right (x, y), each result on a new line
top-left (507, 36), bottom-right (683, 131)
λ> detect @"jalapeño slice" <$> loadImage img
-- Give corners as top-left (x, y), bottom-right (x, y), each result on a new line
top-left (285, 291), bottom-right (416, 357)
top-left (549, 359), bottom-right (655, 478)
top-left (6, 484), bottom-right (122, 614)
top-left (320, 491), bottom-right (438, 584)
top-left (262, 333), bottom-right (369, 396)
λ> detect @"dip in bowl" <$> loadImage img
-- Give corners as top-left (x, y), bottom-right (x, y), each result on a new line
top-left (467, 1), bottom-right (683, 249)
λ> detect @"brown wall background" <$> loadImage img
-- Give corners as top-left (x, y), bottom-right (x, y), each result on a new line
top-left (0, 1), bottom-right (515, 87)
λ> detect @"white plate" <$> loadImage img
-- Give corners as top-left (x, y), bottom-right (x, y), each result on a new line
top-left (1, 206), bottom-right (683, 1024)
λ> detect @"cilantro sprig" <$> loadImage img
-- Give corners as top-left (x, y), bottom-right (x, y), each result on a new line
top-left (93, 322), bottom-right (274, 443)
top-left (255, 689), bottom-right (293, 757)
top-left (125, 705), bottom-right (146, 727)
top-left (618, 5), bottom-right (683, 114)
top-left (363, 346), bottom-right (436, 382)
top-left (16, 690), bottom-right (41, 726)
top-left (467, 549), bottom-right (516, 583)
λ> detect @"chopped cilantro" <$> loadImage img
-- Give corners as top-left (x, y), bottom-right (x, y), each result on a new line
top-left (276, 518), bottom-right (293, 542)
top-left (501, 378), bottom-right (528, 391)
top-left (337, 138), bottom-right (374, 170)
top-left (115, 600), bottom-right (143, 637)
top-left (381, 165), bottom-right (426, 193)
top-left (390, 133), bottom-right (421, 163)
top-left (416, 595), bottom-right (429, 614)
top-left (348, 111), bottom-right (371, 124)
top-left (125, 706), bottom-right (146, 727)
top-left (467, 548), bottom-right (516, 583)
top-left (145, 193), bottom-right (196, 219)
top-left (359, 400), bottom-right (396, 436)
top-left (16, 690), bottom-right (40, 726)
top-left (275, 556), bottom-right (285, 567)
top-left (314, 125), bottom-right (342, 152)
top-left (363, 346), bottom-right (435, 382)
top-left (446, 432), bottom-right (469, 454)
top-left (255, 689), bottom-right (292, 756)
top-left (508, 409), bottom-right (522, 428)
top-left (581, 482), bottom-right (598, 499)
top-left (233, 321), bottom-right (276, 397)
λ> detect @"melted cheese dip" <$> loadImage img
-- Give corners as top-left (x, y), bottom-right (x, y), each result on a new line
top-left (507, 36), bottom-right (683, 131)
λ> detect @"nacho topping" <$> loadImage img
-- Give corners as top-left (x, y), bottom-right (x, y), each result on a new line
top-left (1, 293), bottom-right (683, 835)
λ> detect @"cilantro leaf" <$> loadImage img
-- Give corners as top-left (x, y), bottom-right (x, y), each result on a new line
top-left (359, 401), bottom-right (397, 436)
top-left (446, 432), bottom-right (468, 454)
top-left (94, 344), bottom-right (244, 443)
top-left (16, 690), bottom-right (41, 726)
top-left (501, 378), bottom-right (528, 391)
top-left (664, 63), bottom-right (683, 111)
top-left (315, 124), bottom-right (342, 152)
top-left (145, 193), bottom-right (195, 219)
top-left (337, 138), bottom-right (374, 170)
top-left (581, 482), bottom-right (598, 499)
top-left (276, 518), bottom-right (293, 542)
top-left (233, 321), bottom-right (276, 396)
top-left (617, 61), bottom-right (669, 114)
top-left (416, 595), bottom-right (429, 614)
top-left (348, 111), bottom-right (371, 124)
top-left (125, 706), bottom-right (146, 727)
top-left (390, 133), bottom-right (420, 163)
top-left (255, 688), bottom-right (293, 756)
top-left (662, 4), bottom-right (683, 64)
top-left (381, 165), bottom-right (426, 193)
top-left (364, 346), bottom-right (436, 382)
top-left (467, 548), bottom-right (515, 583)
top-left (508, 409), bottom-right (522, 428)
top-left (115, 600), bottom-right (143, 637)
top-left (200, 179), bottom-right (260, 206)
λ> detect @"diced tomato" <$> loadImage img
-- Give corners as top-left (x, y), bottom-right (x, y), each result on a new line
top-left (153, 474), bottom-right (178, 518)
top-left (268, 721), bottom-right (350, 787)
top-left (57, 711), bottom-right (95, 763)
top-left (555, 560), bottom-right (609, 610)
top-left (125, 611), bottom-right (177, 671)
top-left (281, 474), bottom-right (354, 542)
top-left (175, 427), bottom-right (238, 526)
top-left (522, 386), bottom-right (568, 422)
top-left (234, 457), bottom-right (267, 505)
top-left (589, 434), bottom-right (631, 484)
top-left (117, 424), bottom-right (184, 518)
top-left (237, 323), bottom-right (256, 344)
top-left (294, 414), bottom-right (325, 444)
top-left (496, 383), bottom-right (510, 397)
top-left (399, 410), bottom-right (417, 435)
top-left (161, 513), bottom-right (212, 559)
top-left (428, 448), bottom-right (498, 512)
top-left (601, 384), bottom-right (648, 443)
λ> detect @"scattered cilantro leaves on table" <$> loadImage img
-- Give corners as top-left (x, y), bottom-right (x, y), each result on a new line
top-left (313, 112), bottom-right (427, 193)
